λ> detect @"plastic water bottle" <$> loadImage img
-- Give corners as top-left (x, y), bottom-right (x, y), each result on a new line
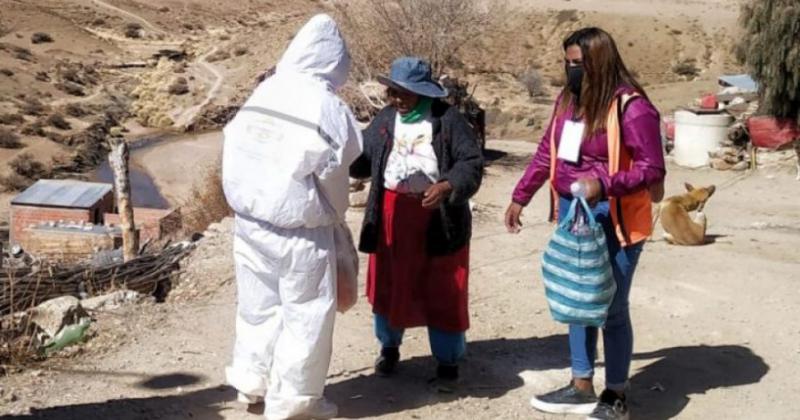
top-left (570, 181), bottom-right (591, 235)
top-left (570, 181), bottom-right (587, 199)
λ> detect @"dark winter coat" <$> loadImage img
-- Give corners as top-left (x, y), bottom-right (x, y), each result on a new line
top-left (350, 100), bottom-right (484, 256)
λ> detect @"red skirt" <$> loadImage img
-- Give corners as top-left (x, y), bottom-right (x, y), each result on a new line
top-left (366, 190), bottom-right (470, 332)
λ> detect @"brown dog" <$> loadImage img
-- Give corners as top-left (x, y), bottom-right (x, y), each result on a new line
top-left (653, 183), bottom-right (716, 246)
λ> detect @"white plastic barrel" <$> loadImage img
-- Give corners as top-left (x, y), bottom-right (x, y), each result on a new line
top-left (673, 110), bottom-right (733, 168)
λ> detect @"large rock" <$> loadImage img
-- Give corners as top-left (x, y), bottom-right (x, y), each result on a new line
top-left (29, 296), bottom-right (88, 338)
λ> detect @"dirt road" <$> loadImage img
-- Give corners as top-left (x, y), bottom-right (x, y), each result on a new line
top-left (1, 139), bottom-right (797, 420)
top-left (172, 47), bottom-right (226, 129)
top-left (92, 0), bottom-right (166, 35)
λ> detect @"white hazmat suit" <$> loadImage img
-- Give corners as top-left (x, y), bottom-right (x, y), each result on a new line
top-left (222, 14), bottom-right (362, 420)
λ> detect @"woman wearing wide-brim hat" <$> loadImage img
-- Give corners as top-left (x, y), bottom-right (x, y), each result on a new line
top-left (350, 56), bottom-right (483, 390)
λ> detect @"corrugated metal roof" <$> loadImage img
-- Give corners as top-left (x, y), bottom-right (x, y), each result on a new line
top-left (718, 74), bottom-right (758, 92)
top-left (11, 179), bottom-right (113, 209)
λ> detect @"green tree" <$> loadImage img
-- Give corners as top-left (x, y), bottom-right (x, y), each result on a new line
top-left (737, 0), bottom-right (800, 124)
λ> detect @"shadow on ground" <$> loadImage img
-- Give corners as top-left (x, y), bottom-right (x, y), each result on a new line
top-left (0, 343), bottom-right (766, 420)
top-left (327, 334), bottom-right (571, 418)
top-left (1, 374), bottom-right (232, 420)
top-left (630, 345), bottom-right (769, 419)
top-left (328, 337), bottom-right (768, 419)
top-left (136, 373), bottom-right (204, 390)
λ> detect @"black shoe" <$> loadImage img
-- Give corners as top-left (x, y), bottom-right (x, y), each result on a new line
top-left (428, 364), bottom-right (459, 393)
top-left (374, 347), bottom-right (399, 377)
top-left (587, 389), bottom-right (629, 420)
top-left (529, 381), bottom-right (598, 415)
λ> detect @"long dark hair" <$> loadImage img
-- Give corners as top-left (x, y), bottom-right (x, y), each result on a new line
top-left (558, 27), bottom-right (647, 136)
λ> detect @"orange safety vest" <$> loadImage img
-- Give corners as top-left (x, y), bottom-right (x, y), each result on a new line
top-left (548, 93), bottom-right (653, 247)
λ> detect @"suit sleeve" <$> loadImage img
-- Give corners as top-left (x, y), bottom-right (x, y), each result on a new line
top-left (349, 112), bottom-right (380, 179)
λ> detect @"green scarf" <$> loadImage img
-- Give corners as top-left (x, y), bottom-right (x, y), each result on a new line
top-left (400, 97), bottom-right (433, 124)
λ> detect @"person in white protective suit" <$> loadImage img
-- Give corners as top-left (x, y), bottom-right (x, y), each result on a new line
top-left (221, 14), bottom-right (362, 420)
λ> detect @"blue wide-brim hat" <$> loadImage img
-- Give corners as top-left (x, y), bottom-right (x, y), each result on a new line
top-left (377, 57), bottom-right (448, 98)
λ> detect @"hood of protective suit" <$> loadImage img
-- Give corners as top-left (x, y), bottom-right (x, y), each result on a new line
top-left (222, 14), bottom-right (362, 229)
top-left (276, 14), bottom-right (350, 91)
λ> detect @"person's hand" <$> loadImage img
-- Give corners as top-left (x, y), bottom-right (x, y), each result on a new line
top-left (505, 202), bottom-right (524, 233)
top-left (422, 181), bottom-right (453, 209)
top-left (576, 178), bottom-right (603, 206)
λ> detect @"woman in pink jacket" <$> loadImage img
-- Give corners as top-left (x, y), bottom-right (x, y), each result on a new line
top-left (506, 27), bottom-right (666, 420)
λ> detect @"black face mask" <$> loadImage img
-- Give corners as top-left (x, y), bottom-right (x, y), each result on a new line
top-left (566, 65), bottom-right (584, 97)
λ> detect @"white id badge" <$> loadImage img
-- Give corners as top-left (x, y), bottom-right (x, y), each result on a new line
top-left (557, 120), bottom-right (585, 163)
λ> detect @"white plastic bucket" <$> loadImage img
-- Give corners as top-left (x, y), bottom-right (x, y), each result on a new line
top-left (673, 110), bottom-right (733, 168)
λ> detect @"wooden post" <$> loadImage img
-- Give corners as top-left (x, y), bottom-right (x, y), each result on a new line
top-left (109, 136), bottom-right (138, 262)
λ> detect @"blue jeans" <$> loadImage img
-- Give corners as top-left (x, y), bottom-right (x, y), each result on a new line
top-left (558, 197), bottom-right (644, 391)
top-left (374, 314), bottom-right (466, 365)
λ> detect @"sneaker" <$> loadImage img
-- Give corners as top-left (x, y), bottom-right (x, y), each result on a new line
top-left (587, 390), bottom-right (629, 420)
top-left (236, 392), bottom-right (263, 404)
top-left (529, 381), bottom-right (598, 415)
top-left (306, 397), bottom-right (338, 419)
top-left (375, 347), bottom-right (400, 377)
top-left (428, 364), bottom-right (459, 393)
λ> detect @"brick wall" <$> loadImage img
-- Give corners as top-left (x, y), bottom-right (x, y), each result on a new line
top-left (104, 208), bottom-right (182, 243)
top-left (10, 206), bottom-right (91, 246)
top-left (89, 192), bottom-right (116, 224)
top-left (21, 229), bottom-right (120, 262)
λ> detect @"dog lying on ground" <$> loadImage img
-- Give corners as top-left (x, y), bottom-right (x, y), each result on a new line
top-left (653, 183), bottom-right (716, 246)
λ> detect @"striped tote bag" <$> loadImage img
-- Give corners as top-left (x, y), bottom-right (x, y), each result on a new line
top-left (541, 197), bottom-right (615, 327)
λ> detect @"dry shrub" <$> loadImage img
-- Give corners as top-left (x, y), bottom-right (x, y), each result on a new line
top-left (21, 98), bottom-right (46, 116)
top-left (672, 59), bottom-right (700, 78)
top-left (31, 32), bottom-right (54, 44)
top-left (13, 46), bottom-right (33, 61)
top-left (0, 113), bottom-right (24, 125)
top-left (21, 121), bottom-right (45, 137)
top-left (0, 68), bottom-right (13, 77)
top-left (234, 47), bottom-right (248, 57)
top-left (339, 82), bottom-right (383, 122)
top-left (9, 152), bottom-right (48, 178)
top-left (0, 128), bottom-right (23, 148)
top-left (47, 113), bottom-right (71, 130)
top-left (555, 9), bottom-right (580, 25)
top-left (518, 68), bottom-right (546, 97)
top-left (125, 23), bottom-right (143, 39)
top-left (0, 172), bottom-right (33, 191)
top-left (1, 312), bottom-right (46, 373)
top-left (45, 130), bottom-right (65, 143)
top-left (64, 103), bottom-right (87, 118)
top-left (58, 62), bottom-right (99, 86)
top-left (35, 71), bottom-right (50, 82)
top-left (57, 81), bottom-right (86, 96)
top-left (206, 50), bottom-right (231, 63)
top-left (168, 77), bottom-right (189, 95)
top-left (333, 0), bottom-right (511, 79)
top-left (190, 104), bottom-right (241, 131)
top-left (0, 153), bottom-right (50, 191)
top-left (181, 161), bottom-right (232, 233)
